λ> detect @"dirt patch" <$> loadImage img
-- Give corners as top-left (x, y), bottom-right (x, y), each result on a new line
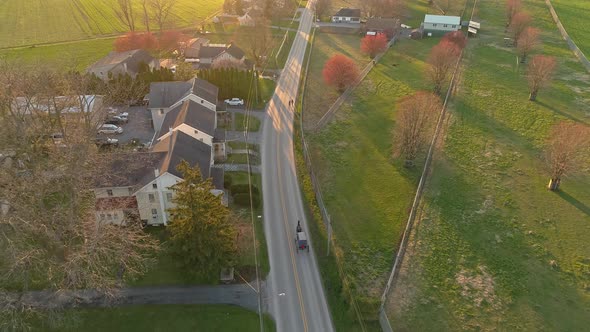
top-left (455, 266), bottom-right (500, 309)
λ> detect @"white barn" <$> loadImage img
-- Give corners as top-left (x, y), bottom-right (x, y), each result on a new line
top-left (422, 15), bottom-right (461, 35)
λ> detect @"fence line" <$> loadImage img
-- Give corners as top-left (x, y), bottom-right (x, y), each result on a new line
top-left (545, 0), bottom-right (590, 72)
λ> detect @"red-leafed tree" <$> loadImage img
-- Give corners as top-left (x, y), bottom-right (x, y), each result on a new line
top-left (517, 27), bottom-right (540, 63)
top-left (442, 31), bottom-right (467, 50)
top-left (545, 121), bottom-right (590, 191)
top-left (322, 54), bottom-right (360, 91)
top-left (393, 91), bottom-right (442, 167)
top-left (506, 0), bottom-right (522, 25)
top-left (159, 30), bottom-right (189, 51)
top-left (361, 33), bottom-right (388, 58)
top-left (114, 32), bottom-right (158, 52)
top-left (426, 40), bottom-right (461, 95)
top-left (510, 11), bottom-right (531, 46)
top-left (527, 55), bottom-right (556, 101)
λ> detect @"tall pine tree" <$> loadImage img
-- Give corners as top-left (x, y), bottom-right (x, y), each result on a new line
top-left (168, 161), bottom-right (237, 277)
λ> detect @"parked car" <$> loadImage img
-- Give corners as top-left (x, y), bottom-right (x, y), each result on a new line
top-left (95, 137), bottom-right (119, 146)
top-left (98, 124), bottom-right (123, 134)
top-left (224, 98), bottom-right (244, 106)
top-left (108, 115), bottom-right (128, 123)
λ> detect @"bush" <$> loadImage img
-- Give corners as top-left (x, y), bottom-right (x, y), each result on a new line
top-left (233, 193), bottom-right (260, 208)
top-left (230, 184), bottom-right (260, 196)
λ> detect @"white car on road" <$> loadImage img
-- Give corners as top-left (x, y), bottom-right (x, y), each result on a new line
top-left (224, 98), bottom-right (244, 106)
top-left (98, 124), bottom-right (123, 134)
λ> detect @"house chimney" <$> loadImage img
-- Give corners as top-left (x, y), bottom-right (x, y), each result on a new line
top-left (154, 168), bottom-right (159, 177)
top-left (168, 127), bottom-right (174, 152)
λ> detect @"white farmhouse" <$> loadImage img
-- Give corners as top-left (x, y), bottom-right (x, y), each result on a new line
top-left (422, 14), bottom-right (461, 35)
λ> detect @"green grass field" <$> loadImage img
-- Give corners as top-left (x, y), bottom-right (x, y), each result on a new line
top-left (30, 305), bottom-right (274, 332)
top-left (551, 0), bottom-right (590, 56)
top-left (0, 0), bottom-right (223, 48)
top-left (385, 0), bottom-right (590, 330)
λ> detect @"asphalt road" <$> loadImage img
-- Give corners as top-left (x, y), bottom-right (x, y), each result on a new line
top-left (260, 1), bottom-right (335, 331)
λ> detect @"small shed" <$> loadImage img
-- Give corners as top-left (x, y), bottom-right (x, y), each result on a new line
top-left (422, 15), bottom-right (461, 35)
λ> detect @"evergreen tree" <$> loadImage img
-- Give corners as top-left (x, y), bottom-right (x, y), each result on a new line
top-left (167, 161), bottom-right (237, 277)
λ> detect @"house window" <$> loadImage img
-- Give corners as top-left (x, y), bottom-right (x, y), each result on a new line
top-left (433, 24), bottom-right (438, 27)
top-left (151, 209), bottom-right (158, 215)
top-left (199, 138), bottom-right (204, 142)
top-left (152, 183), bottom-right (158, 189)
top-left (194, 130), bottom-right (199, 134)
top-left (443, 24), bottom-right (448, 27)
top-left (166, 193), bottom-right (173, 201)
top-left (452, 25), bottom-right (456, 28)
top-left (201, 100), bottom-right (204, 104)
top-left (159, 109), bottom-right (164, 115)
top-left (107, 189), bottom-right (113, 196)
top-left (148, 194), bottom-right (155, 202)
top-left (128, 187), bottom-right (134, 195)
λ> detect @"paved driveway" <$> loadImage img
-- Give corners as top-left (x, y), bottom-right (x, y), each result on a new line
top-left (116, 106), bottom-right (155, 145)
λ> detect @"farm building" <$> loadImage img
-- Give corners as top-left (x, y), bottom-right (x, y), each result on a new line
top-left (331, 8), bottom-right (361, 23)
top-left (422, 15), bottom-right (461, 35)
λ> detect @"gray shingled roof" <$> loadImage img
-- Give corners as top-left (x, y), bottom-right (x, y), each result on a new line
top-left (148, 81), bottom-right (192, 109)
top-left (225, 43), bottom-right (245, 59)
top-left (92, 152), bottom-right (166, 188)
top-left (152, 130), bottom-right (212, 179)
top-left (198, 46), bottom-right (227, 59)
top-left (333, 8), bottom-right (361, 18)
top-left (87, 49), bottom-right (155, 76)
top-left (184, 38), bottom-right (209, 58)
top-left (189, 78), bottom-right (218, 105)
top-left (158, 99), bottom-right (216, 138)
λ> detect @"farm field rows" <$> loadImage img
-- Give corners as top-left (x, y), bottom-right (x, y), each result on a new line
top-left (0, 0), bottom-right (223, 48)
top-left (550, 0), bottom-right (590, 56)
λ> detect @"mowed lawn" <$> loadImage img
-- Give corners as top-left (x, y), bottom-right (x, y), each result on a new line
top-left (387, 0), bottom-right (590, 330)
top-left (304, 31), bottom-right (441, 309)
top-left (0, 0), bottom-right (222, 48)
top-left (30, 305), bottom-right (275, 332)
top-left (551, 0), bottom-right (590, 56)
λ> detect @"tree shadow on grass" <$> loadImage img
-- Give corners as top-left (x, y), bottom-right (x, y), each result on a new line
top-left (535, 100), bottom-right (590, 125)
top-left (556, 190), bottom-right (590, 217)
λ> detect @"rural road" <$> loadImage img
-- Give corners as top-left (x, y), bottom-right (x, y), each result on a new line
top-left (260, 1), bottom-right (335, 332)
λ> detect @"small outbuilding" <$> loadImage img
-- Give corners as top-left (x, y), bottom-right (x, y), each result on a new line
top-left (422, 14), bottom-right (461, 35)
top-left (331, 8), bottom-right (361, 23)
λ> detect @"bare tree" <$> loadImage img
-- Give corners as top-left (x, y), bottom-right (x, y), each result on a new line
top-left (393, 91), bottom-right (441, 167)
top-left (506, 0), bottom-right (522, 26)
top-left (426, 40), bottom-right (460, 95)
top-left (148, 0), bottom-right (177, 35)
top-left (517, 27), bottom-right (540, 63)
top-left (0, 65), bottom-right (160, 330)
top-left (314, 0), bottom-right (332, 19)
top-left (113, 0), bottom-right (136, 32)
top-left (142, 0), bottom-right (151, 33)
top-left (545, 122), bottom-right (590, 191)
top-left (527, 55), bottom-right (556, 101)
top-left (510, 11), bottom-right (531, 46)
top-left (363, 0), bottom-right (404, 18)
top-left (238, 18), bottom-right (272, 68)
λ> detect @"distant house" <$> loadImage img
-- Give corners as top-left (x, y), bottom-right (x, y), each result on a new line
top-left (365, 18), bottom-right (401, 40)
top-left (194, 43), bottom-right (246, 69)
top-left (238, 12), bottom-right (255, 26)
top-left (87, 49), bottom-right (158, 81)
top-left (422, 15), bottom-right (461, 35)
top-left (213, 14), bottom-right (240, 27)
top-left (331, 8), bottom-right (361, 23)
top-left (182, 38), bottom-right (210, 59)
